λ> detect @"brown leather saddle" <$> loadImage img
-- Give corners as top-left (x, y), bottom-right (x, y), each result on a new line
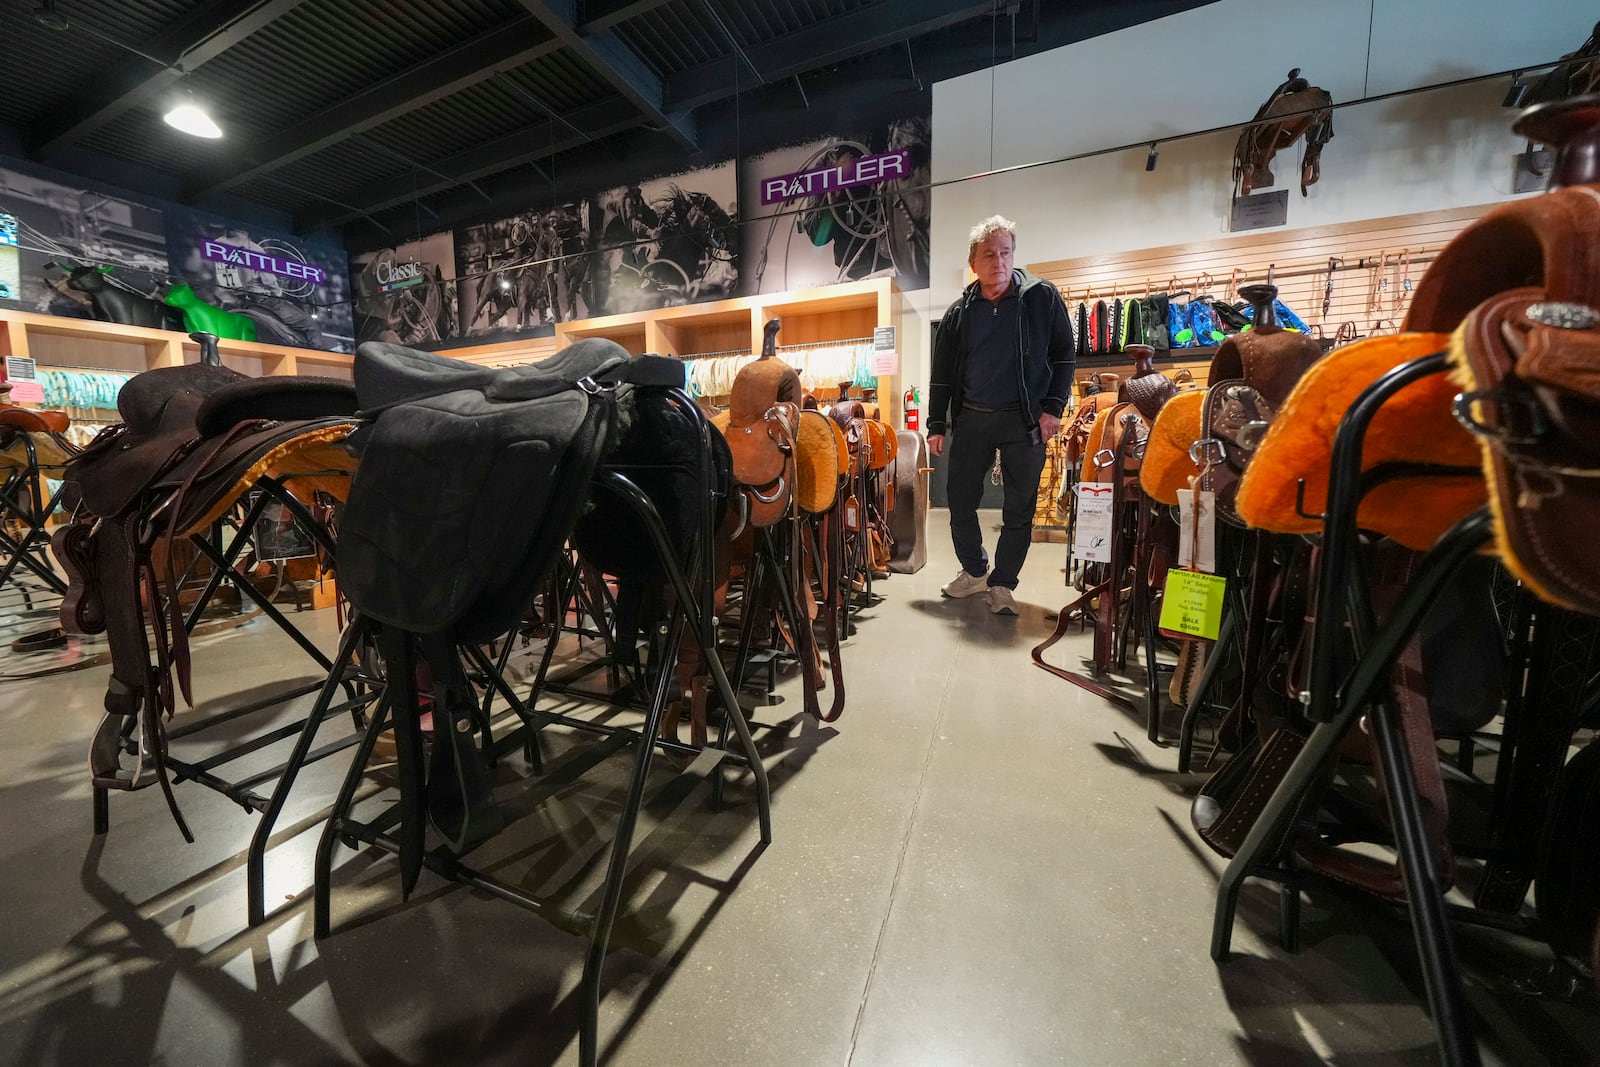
top-left (57, 363), bottom-right (358, 839)
top-left (1192, 285), bottom-right (1322, 526)
top-left (722, 319), bottom-right (801, 529)
top-left (0, 405), bottom-right (70, 435)
top-left (1233, 68), bottom-right (1334, 198)
top-left (708, 322), bottom-right (844, 725)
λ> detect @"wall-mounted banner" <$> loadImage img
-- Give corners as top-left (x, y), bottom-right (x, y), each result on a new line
top-left (0, 166), bottom-right (168, 320)
top-left (759, 148), bottom-right (914, 206)
top-left (741, 116), bottom-right (929, 295)
top-left (454, 199), bottom-right (598, 342)
top-left (352, 231), bottom-right (458, 348)
top-left (593, 159), bottom-right (739, 318)
top-left (166, 209), bottom-right (354, 351)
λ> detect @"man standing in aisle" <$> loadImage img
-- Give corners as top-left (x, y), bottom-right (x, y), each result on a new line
top-left (927, 215), bottom-right (1074, 615)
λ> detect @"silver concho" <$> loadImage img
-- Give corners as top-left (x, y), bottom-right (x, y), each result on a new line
top-left (1526, 301), bottom-right (1600, 330)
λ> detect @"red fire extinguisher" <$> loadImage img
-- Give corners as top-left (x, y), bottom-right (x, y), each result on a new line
top-left (903, 386), bottom-right (920, 432)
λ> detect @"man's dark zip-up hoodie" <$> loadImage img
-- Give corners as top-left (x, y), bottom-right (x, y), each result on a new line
top-left (927, 268), bottom-right (1075, 437)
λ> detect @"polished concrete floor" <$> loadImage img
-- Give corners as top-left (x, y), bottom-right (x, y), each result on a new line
top-left (0, 511), bottom-right (1597, 1066)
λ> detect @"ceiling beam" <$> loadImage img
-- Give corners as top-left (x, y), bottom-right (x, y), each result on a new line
top-left (513, 0), bottom-right (696, 149)
top-left (29, 0), bottom-right (308, 160)
top-left (297, 96), bottom-right (642, 229)
top-left (667, 0), bottom-right (991, 111)
top-left (578, 0), bottom-right (675, 34)
top-left (188, 18), bottom-right (563, 199)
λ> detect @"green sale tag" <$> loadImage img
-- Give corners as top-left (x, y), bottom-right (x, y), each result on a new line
top-left (1159, 570), bottom-right (1227, 640)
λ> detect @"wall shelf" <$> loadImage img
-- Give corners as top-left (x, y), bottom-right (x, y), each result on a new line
top-left (3, 276), bottom-right (906, 417)
top-left (0, 308), bottom-right (353, 380)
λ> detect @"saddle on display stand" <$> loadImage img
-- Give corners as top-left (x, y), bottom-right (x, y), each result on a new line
top-left (1198, 96), bottom-right (1600, 1048)
top-left (320, 339), bottom-right (770, 1067)
top-left (709, 321), bottom-right (850, 726)
top-left (1034, 345), bottom-right (1186, 731)
top-left (57, 359), bottom-right (359, 839)
top-left (1, 400), bottom-right (80, 617)
top-left (1233, 68), bottom-right (1334, 198)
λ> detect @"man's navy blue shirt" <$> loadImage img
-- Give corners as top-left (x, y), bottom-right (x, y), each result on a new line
top-left (961, 283), bottom-right (1022, 411)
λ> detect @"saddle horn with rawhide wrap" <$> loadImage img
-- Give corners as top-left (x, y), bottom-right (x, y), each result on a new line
top-left (59, 363), bottom-right (359, 840)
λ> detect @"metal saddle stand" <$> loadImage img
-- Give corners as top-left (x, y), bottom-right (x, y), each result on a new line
top-left (309, 343), bottom-right (772, 1067)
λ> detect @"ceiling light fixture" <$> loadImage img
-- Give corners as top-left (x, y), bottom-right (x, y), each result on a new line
top-left (1145, 142), bottom-right (1159, 172)
top-left (163, 88), bottom-right (223, 139)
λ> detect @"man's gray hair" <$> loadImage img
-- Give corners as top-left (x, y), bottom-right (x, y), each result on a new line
top-left (967, 215), bottom-right (1017, 257)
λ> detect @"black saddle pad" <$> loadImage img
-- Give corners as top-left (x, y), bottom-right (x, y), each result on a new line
top-left (575, 378), bottom-right (729, 582)
top-left (339, 339), bottom-right (633, 641)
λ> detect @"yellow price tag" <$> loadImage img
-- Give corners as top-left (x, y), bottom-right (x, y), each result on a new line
top-left (1159, 570), bottom-right (1227, 640)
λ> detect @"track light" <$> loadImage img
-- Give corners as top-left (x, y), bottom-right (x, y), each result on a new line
top-left (163, 86), bottom-right (222, 138)
top-left (1503, 72), bottom-right (1528, 109)
top-left (1145, 142), bottom-right (1159, 172)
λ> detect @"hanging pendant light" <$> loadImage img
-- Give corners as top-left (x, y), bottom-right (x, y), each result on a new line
top-left (164, 87), bottom-right (223, 139)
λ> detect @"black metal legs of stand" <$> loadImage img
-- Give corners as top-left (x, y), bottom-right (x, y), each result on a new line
top-left (1211, 510), bottom-right (1490, 1066)
top-left (0, 433), bottom-right (70, 595)
top-left (246, 617), bottom-right (376, 925)
top-left (1209, 352), bottom-right (1484, 1067)
top-left (311, 470), bottom-right (770, 1067)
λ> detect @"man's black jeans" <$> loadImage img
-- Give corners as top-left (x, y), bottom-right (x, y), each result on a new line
top-left (945, 408), bottom-right (1046, 590)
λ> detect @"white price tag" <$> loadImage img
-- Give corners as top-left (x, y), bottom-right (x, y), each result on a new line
top-left (1177, 488), bottom-right (1217, 574)
top-left (1072, 483), bottom-right (1116, 564)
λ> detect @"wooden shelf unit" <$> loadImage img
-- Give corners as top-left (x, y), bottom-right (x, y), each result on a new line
top-left (0, 308), bottom-right (354, 380)
top-left (3, 277), bottom-right (904, 415)
top-left (553, 277), bottom-right (902, 420)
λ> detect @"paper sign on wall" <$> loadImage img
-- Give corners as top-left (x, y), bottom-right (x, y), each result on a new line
top-left (870, 326), bottom-right (898, 375)
top-left (1071, 483), bottom-right (1115, 564)
top-left (2, 354), bottom-right (42, 404)
top-left (1159, 570), bottom-right (1227, 640)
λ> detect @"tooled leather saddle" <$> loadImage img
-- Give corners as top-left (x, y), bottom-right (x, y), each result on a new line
top-left (57, 360), bottom-right (359, 840)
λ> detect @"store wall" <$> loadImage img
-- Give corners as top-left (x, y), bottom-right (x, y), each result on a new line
top-left (917, 0), bottom-right (1593, 391)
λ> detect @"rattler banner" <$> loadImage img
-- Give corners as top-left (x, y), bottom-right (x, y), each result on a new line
top-left (741, 116), bottom-right (930, 295)
top-left (165, 208), bottom-right (355, 352)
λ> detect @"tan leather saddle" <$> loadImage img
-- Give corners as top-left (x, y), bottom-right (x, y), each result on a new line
top-left (722, 319), bottom-right (801, 528)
